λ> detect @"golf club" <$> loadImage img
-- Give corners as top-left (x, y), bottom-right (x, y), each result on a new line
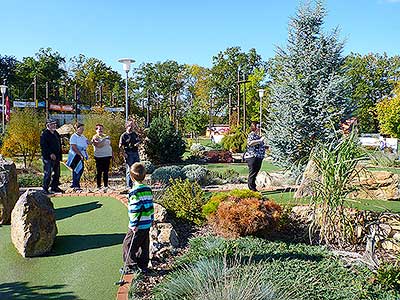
top-left (114, 229), bottom-right (136, 286)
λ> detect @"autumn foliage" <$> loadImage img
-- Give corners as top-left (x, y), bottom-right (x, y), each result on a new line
top-left (206, 190), bottom-right (282, 238)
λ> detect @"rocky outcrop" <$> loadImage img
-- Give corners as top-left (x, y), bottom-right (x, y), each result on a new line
top-left (150, 203), bottom-right (180, 259)
top-left (11, 190), bottom-right (58, 257)
top-left (256, 171), bottom-right (296, 189)
top-left (348, 170), bottom-right (400, 201)
top-left (290, 205), bottom-right (400, 252)
top-left (0, 156), bottom-right (19, 224)
top-left (294, 159), bottom-right (318, 199)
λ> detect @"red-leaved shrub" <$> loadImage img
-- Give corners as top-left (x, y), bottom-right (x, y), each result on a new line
top-left (204, 150), bottom-right (233, 163)
top-left (209, 197), bottom-right (282, 238)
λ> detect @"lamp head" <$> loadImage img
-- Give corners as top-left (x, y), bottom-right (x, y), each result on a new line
top-left (257, 89), bottom-right (265, 99)
top-left (118, 58), bottom-right (135, 72)
top-left (0, 85), bottom-right (7, 95)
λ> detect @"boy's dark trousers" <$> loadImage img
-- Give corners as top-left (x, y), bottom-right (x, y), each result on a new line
top-left (122, 228), bottom-right (150, 269)
top-left (246, 157), bottom-right (263, 191)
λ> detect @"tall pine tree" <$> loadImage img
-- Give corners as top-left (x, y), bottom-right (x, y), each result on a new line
top-left (267, 1), bottom-right (350, 171)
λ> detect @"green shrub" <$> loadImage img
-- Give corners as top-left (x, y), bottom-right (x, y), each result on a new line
top-left (17, 173), bottom-right (43, 187)
top-left (221, 127), bottom-right (247, 153)
top-left (160, 178), bottom-right (206, 225)
top-left (375, 262), bottom-right (400, 291)
top-left (142, 160), bottom-right (156, 174)
top-left (181, 164), bottom-right (209, 185)
top-left (202, 198), bottom-right (222, 217)
top-left (1, 108), bottom-right (44, 168)
top-left (189, 143), bottom-right (205, 158)
top-left (144, 117), bottom-right (186, 164)
top-left (152, 257), bottom-right (282, 300)
top-left (151, 165), bottom-right (185, 185)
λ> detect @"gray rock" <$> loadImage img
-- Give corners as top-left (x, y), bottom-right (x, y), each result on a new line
top-left (0, 156), bottom-right (19, 224)
top-left (154, 203), bottom-right (167, 223)
top-left (11, 190), bottom-right (58, 257)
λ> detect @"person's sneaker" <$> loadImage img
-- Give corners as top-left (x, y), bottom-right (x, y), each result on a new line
top-left (51, 187), bottom-right (64, 194)
top-left (119, 265), bottom-right (137, 275)
top-left (42, 189), bottom-right (54, 195)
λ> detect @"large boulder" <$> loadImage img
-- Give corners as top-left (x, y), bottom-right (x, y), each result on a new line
top-left (294, 159), bottom-right (318, 199)
top-left (0, 156), bottom-right (19, 224)
top-left (11, 190), bottom-right (58, 257)
top-left (256, 171), bottom-right (295, 189)
top-left (348, 170), bottom-right (400, 200)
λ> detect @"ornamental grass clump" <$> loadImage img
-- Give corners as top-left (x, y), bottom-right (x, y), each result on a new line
top-left (152, 257), bottom-right (284, 300)
top-left (309, 131), bottom-right (367, 246)
top-left (181, 164), bottom-right (210, 185)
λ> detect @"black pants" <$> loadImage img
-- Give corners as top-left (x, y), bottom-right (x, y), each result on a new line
top-left (246, 157), bottom-right (263, 191)
top-left (95, 156), bottom-right (111, 188)
top-left (43, 159), bottom-right (60, 191)
top-left (122, 228), bottom-right (150, 269)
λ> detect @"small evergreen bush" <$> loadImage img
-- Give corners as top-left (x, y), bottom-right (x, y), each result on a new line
top-left (221, 127), bottom-right (247, 153)
top-left (160, 178), bottom-right (206, 225)
top-left (151, 165), bottom-right (185, 185)
top-left (17, 173), bottom-right (43, 187)
top-left (203, 189), bottom-right (263, 217)
top-left (204, 189), bottom-right (281, 238)
top-left (144, 117), bottom-right (186, 164)
top-left (142, 160), bottom-right (156, 174)
top-left (181, 164), bottom-right (209, 185)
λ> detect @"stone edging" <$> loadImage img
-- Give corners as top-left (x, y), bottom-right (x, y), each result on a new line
top-left (53, 192), bottom-right (131, 300)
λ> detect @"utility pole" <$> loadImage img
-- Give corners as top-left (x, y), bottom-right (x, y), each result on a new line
top-left (74, 84), bottom-right (78, 123)
top-left (146, 89), bottom-right (150, 127)
top-left (228, 93), bottom-right (232, 126)
top-left (45, 82), bottom-right (49, 119)
top-left (237, 75), bottom-right (250, 131)
top-left (99, 84), bottom-right (103, 106)
top-left (236, 69), bottom-right (240, 127)
top-left (33, 76), bottom-right (37, 107)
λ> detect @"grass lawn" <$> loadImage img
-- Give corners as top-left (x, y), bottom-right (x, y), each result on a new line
top-left (0, 196), bottom-right (127, 300)
top-left (206, 161), bottom-right (281, 176)
top-left (263, 191), bottom-right (400, 213)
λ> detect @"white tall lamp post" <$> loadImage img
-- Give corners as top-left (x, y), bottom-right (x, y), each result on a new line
top-left (118, 58), bottom-right (135, 122)
top-left (0, 84), bottom-right (7, 134)
top-left (257, 89), bottom-right (265, 133)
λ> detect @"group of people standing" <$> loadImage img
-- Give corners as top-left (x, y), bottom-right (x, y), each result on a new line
top-left (40, 119), bottom-right (141, 194)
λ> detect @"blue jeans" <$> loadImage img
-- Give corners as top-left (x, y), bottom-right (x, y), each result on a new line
top-left (72, 161), bottom-right (84, 188)
top-left (43, 159), bottom-right (60, 191)
top-left (125, 151), bottom-right (140, 188)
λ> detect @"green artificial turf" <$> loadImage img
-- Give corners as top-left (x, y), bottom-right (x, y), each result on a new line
top-left (263, 191), bottom-right (400, 213)
top-left (0, 196), bottom-right (128, 300)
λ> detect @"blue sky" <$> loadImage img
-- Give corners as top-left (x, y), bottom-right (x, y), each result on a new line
top-left (1, 0), bottom-right (399, 75)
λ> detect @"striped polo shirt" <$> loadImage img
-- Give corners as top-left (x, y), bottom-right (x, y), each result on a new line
top-left (127, 183), bottom-right (154, 230)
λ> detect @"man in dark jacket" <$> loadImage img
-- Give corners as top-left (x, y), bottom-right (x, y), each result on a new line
top-left (40, 119), bottom-right (63, 194)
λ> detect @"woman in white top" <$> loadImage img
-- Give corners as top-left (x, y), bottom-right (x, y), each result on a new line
top-left (92, 124), bottom-right (113, 190)
top-left (68, 123), bottom-right (89, 190)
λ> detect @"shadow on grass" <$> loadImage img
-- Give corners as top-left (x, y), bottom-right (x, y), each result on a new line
top-left (49, 233), bottom-right (125, 256)
top-left (0, 282), bottom-right (78, 299)
top-left (55, 201), bottom-right (103, 221)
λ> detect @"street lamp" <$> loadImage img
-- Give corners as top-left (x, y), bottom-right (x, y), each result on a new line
top-left (257, 89), bottom-right (265, 133)
top-left (0, 84), bottom-right (7, 134)
top-left (118, 58), bottom-right (135, 122)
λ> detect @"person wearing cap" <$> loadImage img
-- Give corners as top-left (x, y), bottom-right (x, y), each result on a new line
top-left (40, 119), bottom-right (64, 194)
top-left (243, 121), bottom-right (266, 192)
top-left (119, 120), bottom-right (141, 188)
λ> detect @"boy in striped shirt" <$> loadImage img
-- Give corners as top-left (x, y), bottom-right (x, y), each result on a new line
top-left (121, 162), bottom-right (154, 274)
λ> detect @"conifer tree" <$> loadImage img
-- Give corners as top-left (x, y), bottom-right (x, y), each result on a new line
top-left (267, 1), bottom-right (350, 171)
